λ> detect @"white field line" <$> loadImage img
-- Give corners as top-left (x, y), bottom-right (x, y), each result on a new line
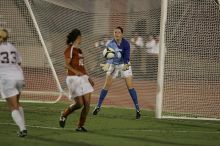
top-left (0, 122), bottom-right (220, 134)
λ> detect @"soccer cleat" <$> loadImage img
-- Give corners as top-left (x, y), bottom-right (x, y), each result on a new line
top-left (136, 111), bottom-right (141, 119)
top-left (17, 130), bottom-right (27, 137)
top-left (75, 126), bottom-right (88, 132)
top-left (59, 113), bottom-right (67, 128)
top-left (92, 107), bottom-right (100, 115)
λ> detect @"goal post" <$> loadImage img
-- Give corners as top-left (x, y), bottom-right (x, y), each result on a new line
top-left (23, 0), bottom-right (63, 103)
top-left (156, 0), bottom-right (220, 120)
top-left (0, 0), bottom-right (65, 103)
top-left (156, 0), bottom-right (168, 119)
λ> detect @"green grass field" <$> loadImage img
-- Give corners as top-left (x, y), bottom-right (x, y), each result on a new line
top-left (0, 102), bottom-right (220, 146)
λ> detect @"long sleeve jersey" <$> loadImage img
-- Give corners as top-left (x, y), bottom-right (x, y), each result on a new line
top-left (106, 38), bottom-right (130, 65)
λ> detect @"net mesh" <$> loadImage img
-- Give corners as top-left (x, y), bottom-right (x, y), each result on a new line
top-left (0, 0), bottom-right (161, 108)
top-left (0, 0), bottom-right (60, 102)
top-left (162, 0), bottom-right (220, 118)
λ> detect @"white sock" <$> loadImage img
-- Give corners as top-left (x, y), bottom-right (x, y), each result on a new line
top-left (11, 110), bottom-right (26, 131)
top-left (19, 106), bottom-right (26, 125)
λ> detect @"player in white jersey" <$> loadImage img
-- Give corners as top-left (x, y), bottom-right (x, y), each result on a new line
top-left (0, 29), bottom-right (27, 137)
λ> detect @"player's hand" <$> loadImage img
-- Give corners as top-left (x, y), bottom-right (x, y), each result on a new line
top-left (122, 64), bottom-right (130, 71)
top-left (88, 77), bottom-right (95, 87)
top-left (100, 63), bottom-right (110, 72)
top-left (75, 71), bottom-right (84, 76)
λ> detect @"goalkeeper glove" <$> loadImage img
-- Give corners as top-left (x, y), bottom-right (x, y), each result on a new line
top-left (122, 64), bottom-right (130, 71)
top-left (100, 63), bottom-right (110, 72)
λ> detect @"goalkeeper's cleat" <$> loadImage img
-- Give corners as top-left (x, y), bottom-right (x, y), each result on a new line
top-left (136, 111), bottom-right (141, 119)
top-left (75, 126), bottom-right (88, 132)
top-left (92, 107), bottom-right (100, 115)
top-left (59, 113), bottom-right (67, 128)
top-left (17, 130), bottom-right (27, 137)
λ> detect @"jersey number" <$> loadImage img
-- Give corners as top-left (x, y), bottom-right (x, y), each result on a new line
top-left (0, 51), bottom-right (16, 64)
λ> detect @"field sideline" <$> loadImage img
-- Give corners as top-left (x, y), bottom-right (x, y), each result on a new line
top-left (0, 102), bottom-right (220, 146)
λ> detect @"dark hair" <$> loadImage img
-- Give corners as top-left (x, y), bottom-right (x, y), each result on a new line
top-left (115, 26), bottom-right (123, 33)
top-left (66, 29), bottom-right (81, 45)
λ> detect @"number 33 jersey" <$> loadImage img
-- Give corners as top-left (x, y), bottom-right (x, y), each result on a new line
top-left (0, 42), bottom-right (24, 80)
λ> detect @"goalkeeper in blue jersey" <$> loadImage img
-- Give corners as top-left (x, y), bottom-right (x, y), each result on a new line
top-left (93, 26), bottom-right (141, 119)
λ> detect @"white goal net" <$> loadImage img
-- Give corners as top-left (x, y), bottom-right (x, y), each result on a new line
top-left (157, 0), bottom-right (220, 120)
top-left (0, 0), bottom-right (161, 107)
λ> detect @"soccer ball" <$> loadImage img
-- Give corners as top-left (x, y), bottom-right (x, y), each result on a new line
top-left (103, 47), bottom-right (115, 59)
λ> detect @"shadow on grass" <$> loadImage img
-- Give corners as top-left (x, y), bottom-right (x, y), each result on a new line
top-left (87, 130), bottom-right (204, 146)
top-left (26, 135), bottom-right (95, 146)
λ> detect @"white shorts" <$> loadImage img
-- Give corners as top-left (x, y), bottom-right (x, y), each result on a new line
top-left (66, 75), bottom-right (94, 99)
top-left (0, 79), bottom-right (24, 99)
top-left (106, 64), bottom-right (133, 79)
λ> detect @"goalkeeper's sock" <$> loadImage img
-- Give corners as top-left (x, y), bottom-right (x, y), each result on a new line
top-left (11, 110), bottom-right (26, 131)
top-left (128, 88), bottom-right (140, 112)
top-left (97, 89), bottom-right (108, 108)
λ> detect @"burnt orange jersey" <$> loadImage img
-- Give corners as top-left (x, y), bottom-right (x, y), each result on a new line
top-left (64, 45), bottom-right (87, 76)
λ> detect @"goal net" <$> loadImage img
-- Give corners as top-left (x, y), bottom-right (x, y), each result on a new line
top-left (157, 0), bottom-right (220, 120)
top-left (0, 0), bottom-right (161, 107)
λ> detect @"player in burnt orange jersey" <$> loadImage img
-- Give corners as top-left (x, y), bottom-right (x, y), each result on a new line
top-left (59, 29), bottom-right (94, 132)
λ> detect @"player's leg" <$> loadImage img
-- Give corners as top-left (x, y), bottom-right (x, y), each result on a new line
top-left (61, 97), bottom-right (83, 117)
top-left (60, 76), bottom-right (83, 127)
top-left (2, 80), bottom-right (27, 137)
top-left (16, 92), bottom-right (26, 128)
top-left (93, 74), bottom-right (113, 115)
top-left (6, 95), bottom-right (27, 137)
top-left (76, 93), bottom-right (91, 132)
top-left (98, 74), bottom-right (113, 106)
top-left (16, 80), bottom-right (27, 131)
top-left (125, 76), bottom-right (141, 119)
top-left (59, 97), bottom-right (83, 128)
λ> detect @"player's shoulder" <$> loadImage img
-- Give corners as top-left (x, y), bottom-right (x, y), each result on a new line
top-left (107, 39), bottom-right (114, 44)
top-left (0, 42), bottom-right (13, 47)
top-left (122, 38), bottom-right (129, 44)
top-left (64, 46), bottom-right (71, 55)
top-left (64, 47), bottom-right (69, 52)
top-left (122, 38), bottom-right (130, 47)
top-left (106, 39), bottom-right (113, 47)
top-left (0, 42), bottom-right (16, 50)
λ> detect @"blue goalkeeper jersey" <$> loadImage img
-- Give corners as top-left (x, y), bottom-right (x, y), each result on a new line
top-left (106, 38), bottom-right (130, 65)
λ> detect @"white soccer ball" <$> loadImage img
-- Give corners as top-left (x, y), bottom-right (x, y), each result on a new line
top-left (103, 47), bottom-right (115, 59)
